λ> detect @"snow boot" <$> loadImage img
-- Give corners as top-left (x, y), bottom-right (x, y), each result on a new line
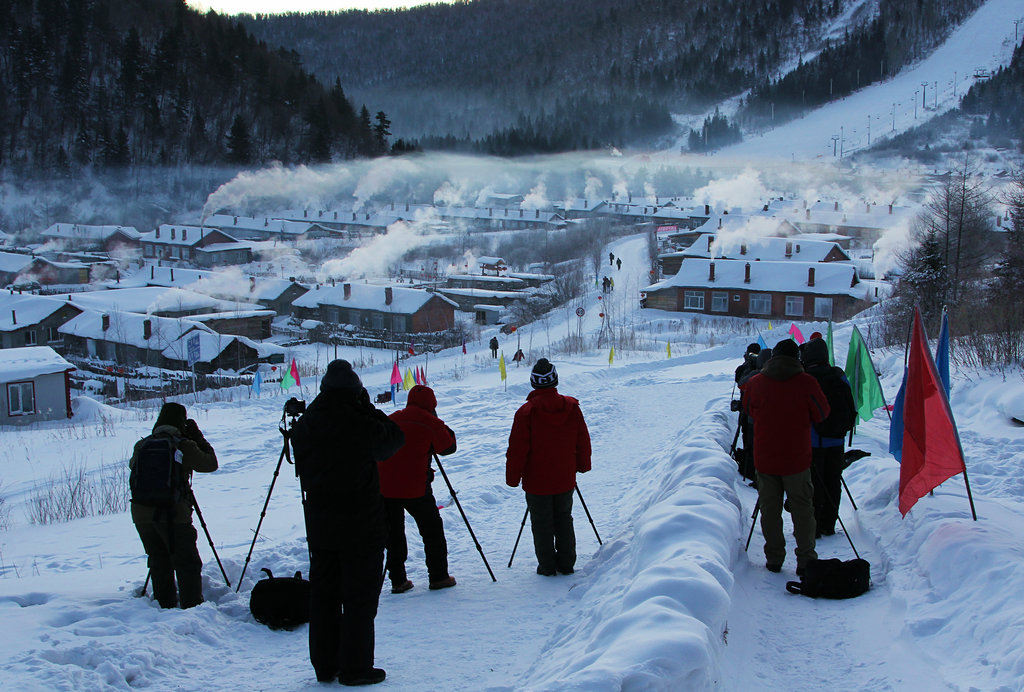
top-left (391, 580), bottom-right (414, 594)
top-left (428, 575), bottom-right (457, 590)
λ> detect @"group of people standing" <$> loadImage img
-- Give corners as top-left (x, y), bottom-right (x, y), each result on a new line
top-left (736, 334), bottom-right (855, 575)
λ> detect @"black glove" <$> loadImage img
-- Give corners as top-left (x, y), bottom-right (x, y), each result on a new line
top-left (428, 467), bottom-right (436, 484)
top-left (184, 418), bottom-right (202, 441)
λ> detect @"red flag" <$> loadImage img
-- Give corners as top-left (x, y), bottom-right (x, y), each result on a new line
top-left (418, 365), bottom-right (427, 385)
top-left (408, 341), bottom-right (415, 356)
top-left (898, 308), bottom-right (967, 516)
top-left (462, 341), bottom-right (467, 355)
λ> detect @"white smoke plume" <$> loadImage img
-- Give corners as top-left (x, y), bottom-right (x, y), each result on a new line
top-left (583, 174), bottom-right (603, 201)
top-left (202, 163), bottom-right (353, 220)
top-left (433, 180), bottom-right (470, 207)
top-left (872, 217), bottom-right (918, 278)
top-left (710, 216), bottom-right (784, 256)
top-left (643, 182), bottom-right (658, 201)
top-left (612, 180), bottom-right (630, 201)
top-left (319, 221), bottom-right (426, 281)
top-left (352, 157), bottom-right (421, 211)
top-left (693, 169), bottom-right (771, 212)
top-left (522, 182), bottom-right (549, 210)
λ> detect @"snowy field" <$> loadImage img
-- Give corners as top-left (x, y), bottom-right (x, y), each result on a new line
top-left (1, 234), bottom-right (1023, 691)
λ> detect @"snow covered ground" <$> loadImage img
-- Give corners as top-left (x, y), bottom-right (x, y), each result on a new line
top-left (1, 234), bottom-right (1023, 691)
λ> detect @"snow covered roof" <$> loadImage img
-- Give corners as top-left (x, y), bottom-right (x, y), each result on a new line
top-left (41, 224), bottom-right (141, 242)
top-left (139, 226), bottom-right (239, 247)
top-left (188, 309), bottom-right (276, 321)
top-left (447, 274), bottom-right (524, 286)
top-left (161, 329), bottom-right (236, 362)
top-left (678, 233), bottom-right (850, 262)
top-left (59, 310), bottom-right (215, 349)
top-left (647, 258), bottom-right (861, 297)
top-left (195, 241), bottom-right (253, 253)
top-left (201, 214), bottom-right (317, 236)
top-left (0, 251), bottom-right (34, 273)
top-left (59, 287), bottom-right (222, 315)
top-left (294, 283), bottom-right (457, 313)
top-left (438, 287), bottom-right (528, 300)
top-left (0, 293), bottom-right (78, 331)
top-left (555, 199), bottom-right (608, 213)
top-left (0, 346), bottom-right (74, 382)
top-left (476, 256), bottom-right (506, 266)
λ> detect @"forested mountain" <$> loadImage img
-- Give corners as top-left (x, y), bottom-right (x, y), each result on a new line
top-left (240, 0), bottom-right (989, 152)
top-left (0, 0), bottom-right (384, 177)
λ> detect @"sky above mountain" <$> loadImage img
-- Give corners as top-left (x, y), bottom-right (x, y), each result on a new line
top-left (187, 0), bottom-right (446, 14)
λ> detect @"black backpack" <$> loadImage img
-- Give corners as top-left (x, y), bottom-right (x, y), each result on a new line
top-left (249, 568), bottom-right (311, 630)
top-left (813, 367), bottom-right (857, 439)
top-left (786, 558), bottom-right (871, 599)
top-left (129, 434), bottom-right (186, 508)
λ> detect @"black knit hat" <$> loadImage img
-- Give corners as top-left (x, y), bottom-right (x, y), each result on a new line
top-left (774, 338), bottom-right (800, 359)
top-left (530, 358), bottom-right (558, 389)
top-left (154, 402), bottom-right (187, 433)
top-left (801, 338), bottom-right (829, 366)
top-left (321, 359), bottom-right (362, 393)
top-left (746, 342), bottom-right (761, 355)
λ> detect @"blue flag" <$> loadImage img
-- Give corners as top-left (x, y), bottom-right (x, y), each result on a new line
top-left (935, 310), bottom-right (950, 398)
top-left (889, 367), bottom-right (907, 462)
top-left (756, 334), bottom-right (767, 349)
top-left (253, 369), bottom-right (263, 397)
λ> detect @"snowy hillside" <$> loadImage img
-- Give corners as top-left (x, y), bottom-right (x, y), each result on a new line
top-left (0, 235), bottom-right (1022, 690)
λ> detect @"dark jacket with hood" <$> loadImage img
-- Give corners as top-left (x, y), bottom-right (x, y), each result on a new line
top-left (506, 387), bottom-right (591, 495)
top-left (291, 386), bottom-right (405, 552)
top-left (379, 385), bottom-right (456, 499)
top-left (129, 409), bottom-right (218, 525)
top-left (741, 354), bottom-right (829, 475)
top-left (801, 338), bottom-right (853, 449)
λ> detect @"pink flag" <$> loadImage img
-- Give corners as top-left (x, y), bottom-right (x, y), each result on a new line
top-left (390, 362), bottom-right (402, 385)
top-left (289, 358), bottom-right (301, 387)
top-left (788, 323), bottom-right (806, 344)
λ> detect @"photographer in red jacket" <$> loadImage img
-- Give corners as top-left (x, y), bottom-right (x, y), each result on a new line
top-left (506, 359), bottom-right (592, 576)
top-left (379, 385), bottom-right (458, 594)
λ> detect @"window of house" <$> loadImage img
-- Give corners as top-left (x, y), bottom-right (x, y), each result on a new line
top-left (711, 291), bottom-right (729, 312)
top-left (371, 313), bottom-right (385, 330)
top-left (7, 381), bottom-right (34, 416)
top-left (749, 293), bottom-right (772, 315)
top-left (392, 315), bottom-right (407, 332)
top-left (815, 297), bottom-right (834, 319)
top-left (144, 245), bottom-right (155, 257)
top-left (47, 327), bottom-right (60, 342)
top-left (181, 247), bottom-right (190, 259)
top-left (327, 307), bottom-right (340, 323)
top-left (683, 290), bottom-right (704, 310)
top-left (785, 296), bottom-right (804, 316)
top-left (24, 329), bottom-right (37, 346)
top-left (170, 246), bottom-right (180, 259)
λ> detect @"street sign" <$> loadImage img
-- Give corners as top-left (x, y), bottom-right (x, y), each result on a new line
top-left (186, 333), bottom-right (201, 367)
top-left (575, 307), bottom-right (585, 317)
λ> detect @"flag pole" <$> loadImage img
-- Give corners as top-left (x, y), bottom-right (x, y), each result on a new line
top-left (962, 467), bottom-right (978, 521)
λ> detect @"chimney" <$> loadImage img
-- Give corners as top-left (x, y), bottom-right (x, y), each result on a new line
top-left (628, 194), bottom-right (632, 203)
top-left (385, 287), bottom-right (393, 306)
top-left (708, 261), bottom-right (715, 282)
top-left (150, 265), bottom-right (155, 279)
top-left (536, 209), bottom-right (539, 218)
top-left (704, 204), bottom-right (710, 215)
top-left (334, 211), bottom-right (338, 219)
top-left (744, 262), bottom-right (751, 283)
top-left (319, 210), bottom-right (323, 217)
top-left (808, 267), bottom-right (816, 286)
top-left (330, 278), bottom-right (335, 287)
top-left (805, 209), bottom-right (810, 220)
top-left (170, 268), bottom-right (174, 281)
top-left (866, 203), bottom-right (870, 214)
top-left (584, 199), bottom-right (588, 207)
top-left (707, 236), bottom-right (713, 252)
top-left (233, 216), bottom-right (238, 224)
top-left (405, 202), bottom-right (410, 211)
top-left (264, 218), bottom-right (269, 226)
top-left (304, 210), bottom-right (308, 218)
top-left (143, 318), bottom-right (151, 340)
top-left (249, 276), bottom-right (256, 293)
top-left (182, 228), bottom-right (187, 241)
top-left (11, 310), bottom-right (15, 325)
top-left (785, 241), bottom-right (792, 257)
top-left (834, 201), bottom-right (839, 212)
top-left (155, 228), bottom-right (160, 239)
top-left (352, 213), bottom-right (357, 221)
top-left (740, 244), bottom-right (747, 255)
top-left (889, 203), bottom-right (893, 215)
top-left (391, 201), bottom-right (395, 210)
top-left (762, 204), bottom-right (769, 212)
top-left (718, 217), bottom-right (722, 229)
top-left (101, 313), bottom-right (110, 331)
top-left (343, 283), bottom-right (351, 300)
top-left (170, 228), bottom-right (175, 240)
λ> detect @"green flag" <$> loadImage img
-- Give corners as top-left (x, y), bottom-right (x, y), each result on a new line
top-left (826, 321), bottom-right (835, 366)
top-left (844, 326), bottom-right (886, 423)
top-left (280, 363), bottom-right (295, 391)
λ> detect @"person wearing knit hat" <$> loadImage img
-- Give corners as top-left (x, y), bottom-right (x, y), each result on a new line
top-left (378, 385), bottom-right (458, 594)
top-left (290, 360), bottom-right (405, 686)
top-left (506, 359), bottom-right (592, 576)
top-left (129, 402), bottom-right (218, 609)
top-left (740, 338), bottom-right (830, 576)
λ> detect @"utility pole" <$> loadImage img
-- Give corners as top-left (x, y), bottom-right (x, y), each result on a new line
top-left (840, 126), bottom-right (845, 158)
top-left (933, 81), bottom-right (938, 108)
top-left (953, 71), bottom-right (957, 97)
top-left (867, 115), bottom-right (871, 146)
top-left (831, 134), bottom-right (839, 157)
top-left (921, 81), bottom-right (929, 109)
top-left (1015, 18), bottom-right (1021, 43)
top-left (892, 103), bottom-right (896, 132)
top-left (914, 90), bottom-right (919, 119)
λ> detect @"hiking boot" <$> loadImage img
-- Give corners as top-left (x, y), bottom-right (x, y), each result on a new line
top-left (391, 580), bottom-right (414, 594)
top-left (765, 562), bottom-right (782, 573)
top-left (557, 567), bottom-right (575, 575)
top-left (339, 668), bottom-right (386, 686)
top-left (315, 668), bottom-right (338, 683)
top-left (820, 526), bottom-right (836, 536)
top-left (428, 575), bottom-right (457, 590)
top-left (536, 566), bottom-right (556, 576)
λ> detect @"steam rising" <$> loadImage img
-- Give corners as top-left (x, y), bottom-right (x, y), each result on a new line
top-left (320, 220), bottom-right (425, 281)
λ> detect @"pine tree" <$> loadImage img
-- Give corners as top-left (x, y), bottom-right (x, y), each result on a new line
top-left (226, 114), bottom-right (252, 164)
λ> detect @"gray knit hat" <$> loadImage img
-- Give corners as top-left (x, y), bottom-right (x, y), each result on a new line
top-left (530, 358), bottom-right (558, 389)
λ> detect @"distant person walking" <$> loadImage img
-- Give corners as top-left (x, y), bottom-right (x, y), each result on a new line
top-left (379, 385), bottom-right (458, 594)
top-left (506, 359), bottom-right (592, 576)
top-left (290, 360), bottom-right (405, 686)
top-left (741, 339), bottom-right (829, 575)
top-left (129, 402), bottom-right (218, 609)
top-left (608, 252), bottom-right (615, 266)
top-left (489, 336), bottom-right (499, 358)
top-left (616, 257), bottom-right (621, 271)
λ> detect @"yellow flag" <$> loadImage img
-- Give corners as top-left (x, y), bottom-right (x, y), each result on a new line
top-left (666, 341), bottom-right (672, 358)
top-left (499, 352), bottom-right (507, 381)
top-left (609, 346), bottom-right (615, 365)
top-left (768, 321), bottom-right (773, 330)
top-left (403, 367), bottom-right (414, 391)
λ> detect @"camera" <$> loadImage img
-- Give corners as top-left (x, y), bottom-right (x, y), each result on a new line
top-left (284, 397), bottom-right (306, 417)
top-left (730, 399), bottom-right (742, 412)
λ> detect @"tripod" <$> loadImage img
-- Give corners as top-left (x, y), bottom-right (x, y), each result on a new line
top-left (508, 484), bottom-right (602, 568)
top-left (236, 406), bottom-right (301, 591)
top-left (433, 452), bottom-right (495, 582)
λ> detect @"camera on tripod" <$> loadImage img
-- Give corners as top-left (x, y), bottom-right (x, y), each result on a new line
top-left (284, 397), bottom-right (306, 417)
top-left (730, 399), bottom-right (743, 412)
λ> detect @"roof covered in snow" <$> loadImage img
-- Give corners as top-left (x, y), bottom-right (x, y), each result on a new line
top-left (58, 310), bottom-right (215, 349)
top-left (0, 251), bottom-right (35, 274)
top-left (58, 287), bottom-right (223, 315)
top-left (41, 224), bottom-right (141, 242)
top-left (0, 293), bottom-right (80, 331)
top-left (647, 258), bottom-right (862, 297)
top-left (0, 346), bottom-right (73, 381)
top-left (294, 283), bottom-right (457, 313)
top-left (676, 233), bottom-right (850, 263)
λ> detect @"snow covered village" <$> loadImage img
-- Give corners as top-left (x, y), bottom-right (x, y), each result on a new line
top-left (2, 0), bottom-right (1024, 690)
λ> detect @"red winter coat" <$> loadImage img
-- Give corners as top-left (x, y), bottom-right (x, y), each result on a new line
top-left (378, 386), bottom-right (456, 499)
top-left (506, 387), bottom-right (591, 495)
top-left (741, 355), bottom-right (830, 475)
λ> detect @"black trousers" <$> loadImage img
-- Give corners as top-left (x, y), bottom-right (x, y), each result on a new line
top-left (812, 445), bottom-right (845, 533)
top-left (384, 494), bottom-right (449, 584)
top-left (308, 547), bottom-right (384, 680)
top-left (526, 490), bottom-right (575, 573)
top-left (134, 520), bottom-right (203, 609)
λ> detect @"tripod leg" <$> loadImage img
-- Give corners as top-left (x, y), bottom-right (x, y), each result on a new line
top-left (136, 570), bottom-right (151, 598)
top-left (236, 436), bottom-right (288, 591)
top-left (433, 453), bottom-right (496, 582)
top-left (191, 490), bottom-right (231, 588)
top-left (508, 506), bottom-right (529, 569)
top-left (744, 499), bottom-right (760, 552)
top-left (841, 475), bottom-right (858, 511)
top-left (575, 484), bottom-right (602, 545)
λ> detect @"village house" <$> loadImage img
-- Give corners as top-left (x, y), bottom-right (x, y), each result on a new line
top-left (643, 257), bottom-right (866, 321)
top-left (200, 214), bottom-right (330, 242)
top-left (659, 232), bottom-right (851, 276)
top-left (138, 225), bottom-right (252, 267)
top-left (41, 223), bottom-right (142, 252)
top-left (0, 346), bottom-right (75, 425)
top-left (137, 266), bottom-right (309, 316)
top-left (0, 293), bottom-right (83, 350)
top-left (292, 282), bottom-right (458, 335)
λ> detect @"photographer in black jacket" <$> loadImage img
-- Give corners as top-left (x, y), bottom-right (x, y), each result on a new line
top-left (290, 360), bottom-right (405, 687)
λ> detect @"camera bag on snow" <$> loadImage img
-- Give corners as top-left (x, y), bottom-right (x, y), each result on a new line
top-left (249, 568), bottom-right (310, 630)
top-left (786, 558), bottom-right (871, 599)
top-left (130, 434), bottom-right (186, 508)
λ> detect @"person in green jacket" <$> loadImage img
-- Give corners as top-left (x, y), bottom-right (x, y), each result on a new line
top-left (130, 402), bottom-right (218, 609)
